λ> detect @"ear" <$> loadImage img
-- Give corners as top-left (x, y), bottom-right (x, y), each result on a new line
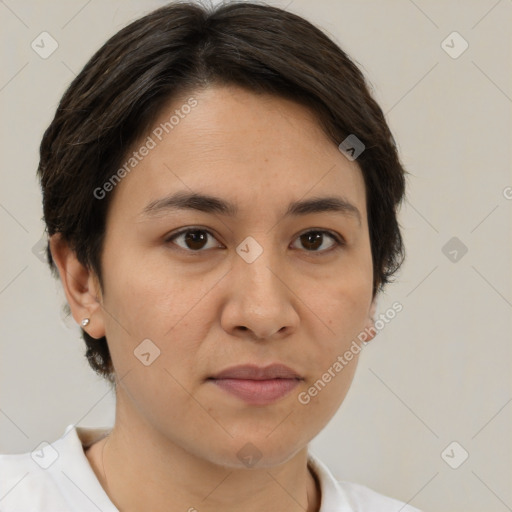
top-left (49, 234), bottom-right (106, 339)
top-left (362, 296), bottom-right (378, 343)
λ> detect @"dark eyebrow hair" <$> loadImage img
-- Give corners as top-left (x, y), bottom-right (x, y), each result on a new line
top-left (139, 191), bottom-right (362, 225)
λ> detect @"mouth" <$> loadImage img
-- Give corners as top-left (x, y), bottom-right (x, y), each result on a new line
top-left (207, 364), bottom-right (303, 405)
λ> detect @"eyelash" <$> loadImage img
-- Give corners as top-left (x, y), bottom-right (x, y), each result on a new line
top-left (165, 227), bottom-right (345, 255)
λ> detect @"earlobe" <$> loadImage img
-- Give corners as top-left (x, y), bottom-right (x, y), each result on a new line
top-left (49, 234), bottom-right (106, 339)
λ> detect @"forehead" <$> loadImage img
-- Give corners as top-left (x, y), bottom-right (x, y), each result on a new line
top-left (107, 85), bottom-right (367, 222)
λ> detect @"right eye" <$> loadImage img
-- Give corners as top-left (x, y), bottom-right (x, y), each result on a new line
top-left (166, 228), bottom-right (223, 252)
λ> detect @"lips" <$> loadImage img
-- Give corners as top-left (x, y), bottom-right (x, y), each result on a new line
top-left (210, 364), bottom-right (302, 380)
top-left (208, 364), bottom-right (303, 405)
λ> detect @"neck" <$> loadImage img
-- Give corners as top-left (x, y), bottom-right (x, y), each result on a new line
top-left (86, 419), bottom-right (321, 512)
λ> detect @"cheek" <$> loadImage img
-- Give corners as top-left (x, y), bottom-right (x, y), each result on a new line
top-left (310, 265), bottom-right (372, 344)
top-left (294, 346), bottom-right (359, 438)
top-left (296, 268), bottom-right (369, 413)
top-left (100, 250), bottom-right (214, 376)
top-left (102, 246), bottom-right (201, 331)
top-left (300, 257), bottom-right (372, 406)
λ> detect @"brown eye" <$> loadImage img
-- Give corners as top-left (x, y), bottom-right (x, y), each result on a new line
top-left (168, 229), bottom-right (221, 252)
top-left (292, 230), bottom-right (341, 252)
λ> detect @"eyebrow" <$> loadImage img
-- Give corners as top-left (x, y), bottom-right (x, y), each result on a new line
top-left (139, 190), bottom-right (362, 225)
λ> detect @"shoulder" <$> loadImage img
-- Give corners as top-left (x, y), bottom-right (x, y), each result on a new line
top-left (336, 480), bottom-right (422, 512)
top-left (308, 452), bottom-right (422, 512)
top-left (0, 424), bottom-right (115, 512)
top-left (0, 449), bottom-right (67, 511)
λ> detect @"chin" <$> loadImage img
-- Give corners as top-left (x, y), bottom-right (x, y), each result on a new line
top-left (201, 434), bottom-right (308, 470)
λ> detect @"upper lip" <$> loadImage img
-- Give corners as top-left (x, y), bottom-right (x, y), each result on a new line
top-left (210, 364), bottom-right (302, 380)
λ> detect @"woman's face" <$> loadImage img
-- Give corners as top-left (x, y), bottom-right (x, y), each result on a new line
top-left (96, 85), bottom-right (375, 467)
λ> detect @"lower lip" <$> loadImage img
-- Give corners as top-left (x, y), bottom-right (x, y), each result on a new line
top-left (210, 378), bottom-right (300, 405)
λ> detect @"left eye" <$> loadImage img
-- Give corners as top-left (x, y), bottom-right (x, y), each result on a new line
top-left (291, 230), bottom-right (341, 252)
top-left (167, 228), bottom-right (342, 253)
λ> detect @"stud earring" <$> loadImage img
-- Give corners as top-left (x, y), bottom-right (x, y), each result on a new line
top-left (81, 318), bottom-right (90, 327)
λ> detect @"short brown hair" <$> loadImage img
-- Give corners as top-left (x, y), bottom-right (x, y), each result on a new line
top-left (37, 1), bottom-right (407, 384)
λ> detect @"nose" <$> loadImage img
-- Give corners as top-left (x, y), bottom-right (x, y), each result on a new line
top-left (220, 243), bottom-right (299, 341)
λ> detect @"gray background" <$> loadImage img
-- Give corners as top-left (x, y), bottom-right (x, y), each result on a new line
top-left (1, 1), bottom-right (511, 511)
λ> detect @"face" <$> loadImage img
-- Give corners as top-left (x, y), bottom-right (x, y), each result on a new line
top-left (91, 85), bottom-right (375, 468)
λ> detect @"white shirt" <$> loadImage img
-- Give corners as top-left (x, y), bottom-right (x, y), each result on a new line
top-left (0, 424), bottom-right (422, 511)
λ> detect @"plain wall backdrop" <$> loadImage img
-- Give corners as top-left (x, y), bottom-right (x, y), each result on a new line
top-left (1, 1), bottom-right (511, 511)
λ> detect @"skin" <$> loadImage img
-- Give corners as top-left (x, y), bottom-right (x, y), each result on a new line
top-left (51, 84), bottom-right (378, 512)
